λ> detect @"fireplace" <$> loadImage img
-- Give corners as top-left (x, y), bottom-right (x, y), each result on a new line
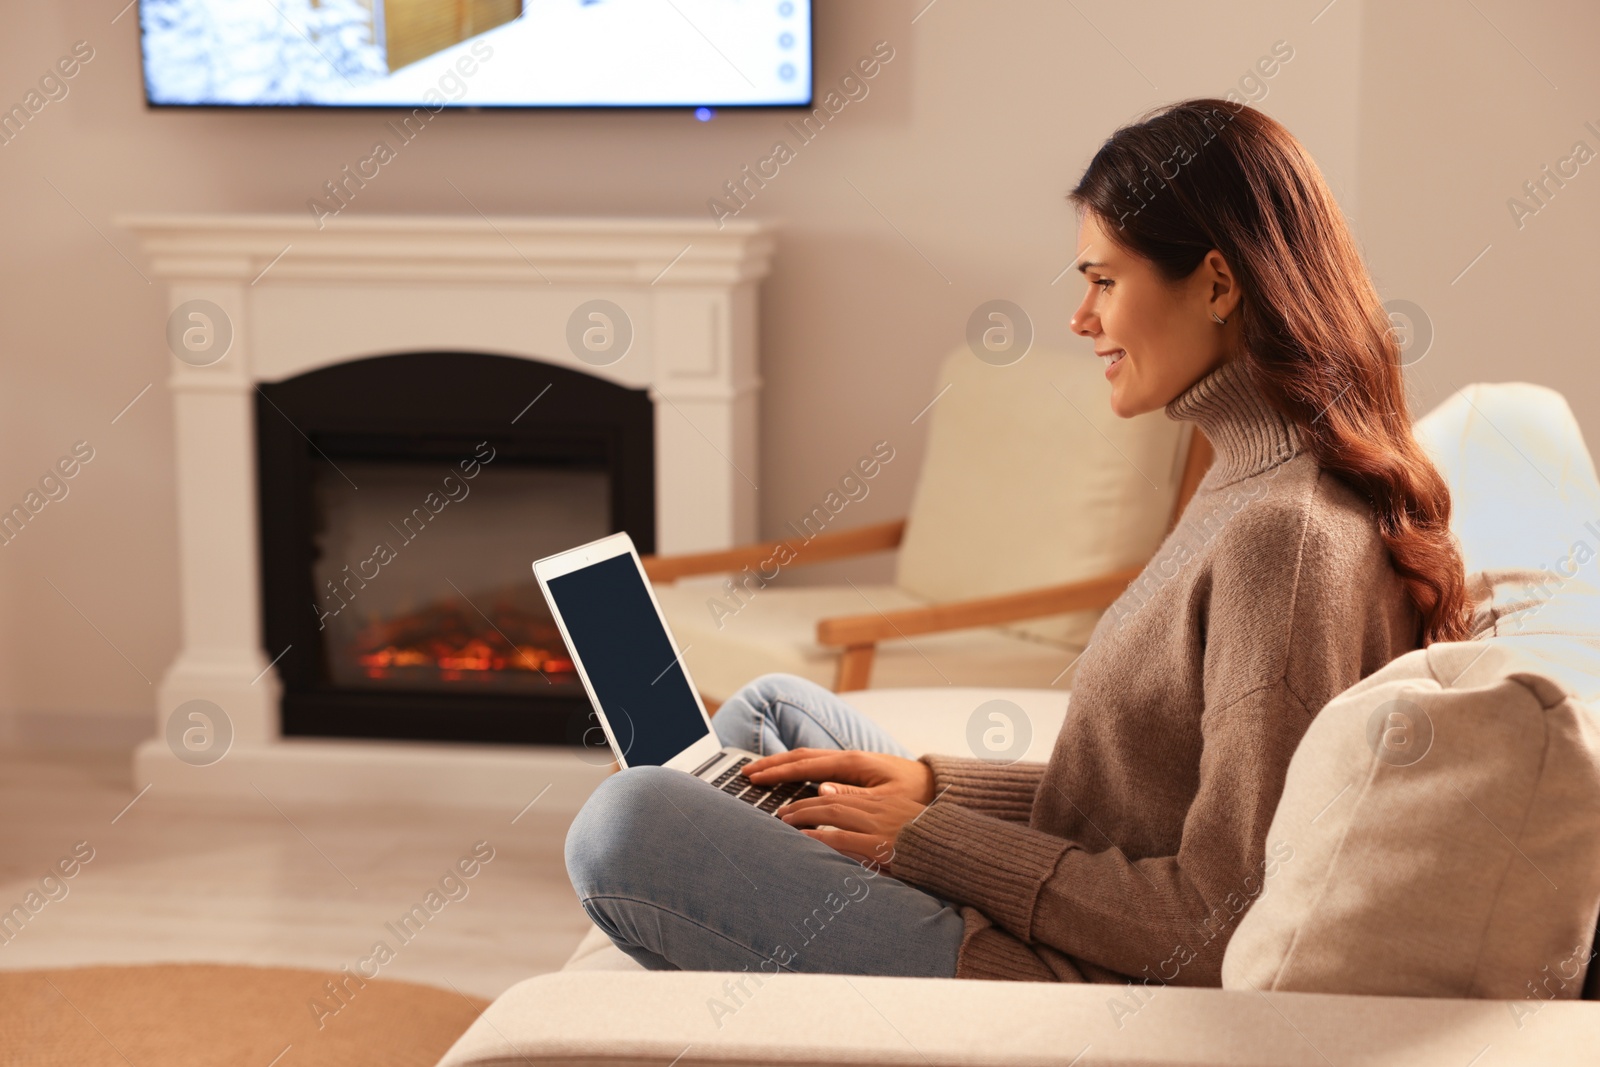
top-left (258, 351), bottom-right (653, 745)
top-left (310, 460), bottom-right (592, 693)
top-left (122, 213), bottom-right (770, 809)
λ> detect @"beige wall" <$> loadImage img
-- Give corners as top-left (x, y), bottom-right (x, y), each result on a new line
top-left (1356, 1), bottom-right (1600, 441)
top-left (6, 1), bottom-right (1583, 743)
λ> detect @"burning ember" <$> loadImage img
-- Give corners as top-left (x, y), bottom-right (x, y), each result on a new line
top-left (348, 596), bottom-right (575, 684)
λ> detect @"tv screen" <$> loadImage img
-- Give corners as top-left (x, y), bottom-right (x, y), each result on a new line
top-left (139, 0), bottom-right (814, 109)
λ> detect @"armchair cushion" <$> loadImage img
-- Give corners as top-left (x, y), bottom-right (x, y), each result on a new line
top-left (893, 343), bottom-right (1189, 648)
top-left (653, 580), bottom-right (1075, 704)
top-left (1412, 381), bottom-right (1600, 579)
top-left (1412, 380), bottom-right (1600, 708)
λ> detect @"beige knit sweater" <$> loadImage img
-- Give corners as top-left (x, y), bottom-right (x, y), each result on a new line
top-left (892, 356), bottom-right (1423, 985)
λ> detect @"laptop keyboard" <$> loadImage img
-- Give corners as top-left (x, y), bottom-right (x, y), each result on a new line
top-left (710, 756), bottom-right (821, 814)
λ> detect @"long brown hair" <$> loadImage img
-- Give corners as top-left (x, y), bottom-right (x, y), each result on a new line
top-left (1069, 98), bottom-right (1473, 645)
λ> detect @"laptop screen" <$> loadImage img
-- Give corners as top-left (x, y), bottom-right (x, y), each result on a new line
top-left (545, 552), bottom-right (711, 767)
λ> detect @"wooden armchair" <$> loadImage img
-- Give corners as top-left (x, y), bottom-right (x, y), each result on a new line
top-left (641, 345), bottom-right (1213, 706)
top-left (645, 434), bottom-right (1211, 696)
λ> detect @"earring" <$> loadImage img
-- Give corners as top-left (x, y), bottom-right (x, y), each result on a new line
top-left (1209, 310), bottom-right (1228, 325)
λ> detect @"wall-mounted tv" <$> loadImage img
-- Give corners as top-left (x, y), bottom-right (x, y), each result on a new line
top-left (139, 0), bottom-right (814, 109)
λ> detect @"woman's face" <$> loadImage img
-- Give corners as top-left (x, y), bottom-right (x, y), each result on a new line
top-left (1069, 210), bottom-right (1240, 418)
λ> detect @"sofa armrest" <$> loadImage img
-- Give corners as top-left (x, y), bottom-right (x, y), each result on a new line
top-left (435, 971), bottom-right (1600, 1067)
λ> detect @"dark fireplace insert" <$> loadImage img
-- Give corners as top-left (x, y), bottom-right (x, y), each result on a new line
top-left (257, 351), bottom-right (654, 745)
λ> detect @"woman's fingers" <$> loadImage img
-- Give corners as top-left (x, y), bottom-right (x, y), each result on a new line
top-left (798, 828), bottom-right (889, 868)
top-left (741, 748), bottom-right (822, 774)
top-left (745, 751), bottom-right (867, 785)
top-left (782, 794), bottom-right (921, 871)
top-left (742, 747), bottom-right (845, 778)
top-left (774, 793), bottom-right (834, 816)
top-left (777, 797), bottom-right (885, 834)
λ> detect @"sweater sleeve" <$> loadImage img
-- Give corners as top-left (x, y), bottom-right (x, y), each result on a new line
top-left (893, 679), bottom-right (1312, 985)
top-left (919, 755), bottom-right (1045, 823)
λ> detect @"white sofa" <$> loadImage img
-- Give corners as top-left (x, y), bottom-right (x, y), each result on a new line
top-left (437, 382), bottom-right (1600, 1066)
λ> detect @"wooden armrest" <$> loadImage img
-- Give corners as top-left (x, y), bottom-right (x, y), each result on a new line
top-left (641, 519), bottom-right (906, 583)
top-left (814, 565), bottom-right (1143, 648)
top-left (813, 429), bottom-right (1207, 691)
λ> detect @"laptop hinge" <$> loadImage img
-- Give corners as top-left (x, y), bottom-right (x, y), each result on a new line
top-left (689, 751), bottom-right (725, 777)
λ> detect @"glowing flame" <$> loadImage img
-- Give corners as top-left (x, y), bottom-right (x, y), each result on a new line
top-left (348, 598), bottom-right (575, 682)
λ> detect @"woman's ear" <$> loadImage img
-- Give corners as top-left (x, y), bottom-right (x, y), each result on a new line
top-left (1204, 248), bottom-right (1242, 321)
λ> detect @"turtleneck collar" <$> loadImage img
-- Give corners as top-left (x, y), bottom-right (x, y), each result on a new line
top-left (1164, 357), bottom-right (1306, 485)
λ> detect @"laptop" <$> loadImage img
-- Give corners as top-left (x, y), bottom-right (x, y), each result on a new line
top-left (533, 531), bottom-right (820, 815)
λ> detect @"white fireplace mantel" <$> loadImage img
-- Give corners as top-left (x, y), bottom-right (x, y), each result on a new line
top-left (118, 213), bottom-right (773, 809)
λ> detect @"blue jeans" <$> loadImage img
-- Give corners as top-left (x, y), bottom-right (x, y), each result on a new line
top-left (564, 672), bottom-right (964, 976)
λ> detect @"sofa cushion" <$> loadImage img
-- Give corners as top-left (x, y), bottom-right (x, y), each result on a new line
top-left (1222, 638), bottom-right (1600, 1000)
top-left (827, 685), bottom-right (1069, 767)
top-left (562, 925), bottom-right (643, 972)
top-left (438, 970), bottom-right (1600, 1067)
top-left (893, 343), bottom-right (1188, 647)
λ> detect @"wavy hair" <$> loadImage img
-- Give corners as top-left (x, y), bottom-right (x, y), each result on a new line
top-left (1069, 98), bottom-right (1473, 645)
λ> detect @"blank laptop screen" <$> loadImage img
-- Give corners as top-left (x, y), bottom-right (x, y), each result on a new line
top-left (546, 553), bottom-right (710, 767)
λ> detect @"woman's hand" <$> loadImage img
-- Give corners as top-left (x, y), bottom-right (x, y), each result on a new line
top-left (774, 793), bottom-right (928, 871)
top-left (741, 749), bottom-right (936, 871)
top-left (741, 748), bottom-right (935, 803)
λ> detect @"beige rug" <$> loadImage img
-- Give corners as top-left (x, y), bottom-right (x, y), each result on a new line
top-left (0, 962), bottom-right (489, 1066)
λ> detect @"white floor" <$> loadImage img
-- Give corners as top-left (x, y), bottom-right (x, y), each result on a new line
top-left (0, 746), bottom-right (593, 999)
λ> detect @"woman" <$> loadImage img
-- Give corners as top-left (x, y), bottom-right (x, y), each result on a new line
top-left (564, 98), bottom-right (1474, 985)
